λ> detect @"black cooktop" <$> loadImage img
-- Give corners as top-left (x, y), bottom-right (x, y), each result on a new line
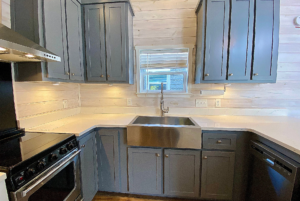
top-left (0, 132), bottom-right (74, 169)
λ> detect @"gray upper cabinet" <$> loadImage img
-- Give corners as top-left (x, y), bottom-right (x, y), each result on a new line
top-left (96, 129), bottom-right (120, 192)
top-left (128, 148), bottom-right (162, 195)
top-left (227, 0), bottom-right (254, 81)
top-left (84, 4), bottom-right (107, 82)
top-left (78, 132), bottom-right (98, 201)
top-left (195, 0), bottom-right (279, 84)
top-left (66, 0), bottom-right (85, 81)
top-left (201, 151), bottom-right (235, 200)
top-left (84, 2), bottom-right (134, 84)
top-left (203, 0), bottom-right (229, 82)
top-left (164, 149), bottom-right (200, 198)
top-left (252, 0), bottom-right (279, 82)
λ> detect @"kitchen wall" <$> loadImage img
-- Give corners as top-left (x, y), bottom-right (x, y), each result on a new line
top-left (80, 0), bottom-right (300, 117)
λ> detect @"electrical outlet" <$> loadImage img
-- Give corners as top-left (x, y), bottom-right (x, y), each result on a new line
top-left (63, 100), bottom-right (68, 109)
top-left (196, 99), bottom-right (207, 107)
top-left (127, 98), bottom-right (132, 106)
top-left (216, 99), bottom-right (221, 108)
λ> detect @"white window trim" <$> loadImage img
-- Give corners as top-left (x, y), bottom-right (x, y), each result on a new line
top-left (135, 44), bottom-right (195, 98)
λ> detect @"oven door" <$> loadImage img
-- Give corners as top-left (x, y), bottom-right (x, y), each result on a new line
top-left (10, 150), bottom-right (81, 201)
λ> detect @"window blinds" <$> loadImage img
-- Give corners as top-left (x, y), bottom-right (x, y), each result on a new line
top-left (139, 48), bottom-right (189, 69)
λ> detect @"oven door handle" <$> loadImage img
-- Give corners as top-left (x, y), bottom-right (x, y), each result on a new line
top-left (21, 150), bottom-right (81, 198)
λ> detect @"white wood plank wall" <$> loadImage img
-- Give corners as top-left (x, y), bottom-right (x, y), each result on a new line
top-left (80, 0), bottom-right (300, 117)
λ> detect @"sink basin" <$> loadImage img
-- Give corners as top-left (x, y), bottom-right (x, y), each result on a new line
top-left (127, 116), bottom-right (202, 149)
top-left (132, 116), bottom-right (195, 126)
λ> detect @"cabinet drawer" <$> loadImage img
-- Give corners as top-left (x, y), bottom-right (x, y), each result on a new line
top-left (203, 133), bottom-right (236, 150)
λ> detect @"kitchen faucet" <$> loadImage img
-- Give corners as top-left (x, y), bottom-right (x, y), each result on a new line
top-left (160, 82), bottom-right (169, 117)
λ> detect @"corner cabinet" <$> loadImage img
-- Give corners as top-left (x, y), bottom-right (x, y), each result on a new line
top-left (78, 132), bottom-right (98, 201)
top-left (84, 2), bottom-right (134, 84)
top-left (195, 0), bottom-right (280, 83)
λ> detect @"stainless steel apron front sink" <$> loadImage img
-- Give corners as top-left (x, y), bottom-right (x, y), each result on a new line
top-left (127, 116), bottom-right (202, 149)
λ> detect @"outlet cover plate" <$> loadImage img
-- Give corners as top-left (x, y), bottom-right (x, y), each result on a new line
top-left (63, 100), bottom-right (68, 109)
top-left (216, 99), bottom-right (221, 108)
top-left (127, 98), bottom-right (133, 106)
top-left (196, 99), bottom-right (208, 107)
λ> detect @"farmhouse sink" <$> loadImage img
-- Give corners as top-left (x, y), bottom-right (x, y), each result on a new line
top-left (127, 116), bottom-right (202, 149)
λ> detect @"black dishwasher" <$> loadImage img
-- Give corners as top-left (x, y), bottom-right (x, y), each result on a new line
top-left (247, 141), bottom-right (300, 201)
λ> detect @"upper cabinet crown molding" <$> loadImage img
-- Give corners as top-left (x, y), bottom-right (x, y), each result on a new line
top-left (195, 0), bottom-right (280, 84)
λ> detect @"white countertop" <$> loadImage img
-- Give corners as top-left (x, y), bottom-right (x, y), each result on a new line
top-left (28, 114), bottom-right (300, 155)
top-left (0, 173), bottom-right (6, 182)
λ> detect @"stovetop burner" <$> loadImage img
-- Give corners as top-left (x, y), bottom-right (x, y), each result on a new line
top-left (0, 132), bottom-right (78, 191)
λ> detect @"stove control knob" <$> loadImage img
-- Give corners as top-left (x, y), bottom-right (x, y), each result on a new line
top-left (59, 148), bottom-right (68, 155)
top-left (36, 161), bottom-right (46, 171)
top-left (49, 154), bottom-right (58, 162)
top-left (25, 168), bottom-right (35, 178)
top-left (67, 143), bottom-right (75, 150)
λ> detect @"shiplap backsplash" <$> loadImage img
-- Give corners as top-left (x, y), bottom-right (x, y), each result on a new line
top-left (80, 0), bottom-right (300, 117)
top-left (4, 0), bottom-right (300, 128)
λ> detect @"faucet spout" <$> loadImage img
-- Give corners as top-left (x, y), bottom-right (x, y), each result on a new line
top-left (160, 82), bottom-right (169, 117)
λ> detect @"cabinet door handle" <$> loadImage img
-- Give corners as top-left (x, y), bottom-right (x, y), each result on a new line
top-left (217, 140), bottom-right (222, 143)
top-left (205, 74), bottom-right (209, 77)
top-left (165, 154), bottom-right (169, 158)
top-left (66, 72), bottom-right (70, 75)
top-left (229, 73), bottom-right (233, 76)
top-left (100, 75), bottom-right (104, 78)
top-left (203, 156), bottom-right (208, 159)
top-left (107, 75), bottom-right (110, 78)
top-left (156, 153), bottom-right (160, 157)
top-left (71, 73), bottom-right (75, 76)
top-left (253, 73), bottom-right (259, 76)
top-left (81, 145), bottom-right (85, 148)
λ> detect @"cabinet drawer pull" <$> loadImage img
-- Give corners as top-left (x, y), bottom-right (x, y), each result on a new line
top-left (205, 74), bottom-right (209, 77)
top-left (156, 153), bottom-right (160, 157)
top-left (229, 73), bottom-right (233, 76)
top-left (66, 72), bottom-right (70, 75)
top-left (165, 155), bottom-right (169, 158)
top-left (100, 75), bottom-right (104, 78)
top-left (253, 73), bottom-right (259, 76)
top-left (217, 140), bottom-right (222, 144)
top-left (71, 73), bottom-right (75, 76)
top-left (81, 145), bottom-right (85, 148)
top-left (204, 156), bottom-right (208, 159)
top-left (107, 75), bottom-right (110, 78)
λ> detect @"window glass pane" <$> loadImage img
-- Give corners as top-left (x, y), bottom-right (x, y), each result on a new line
top-left (142, 74), bottom-right (184, 92)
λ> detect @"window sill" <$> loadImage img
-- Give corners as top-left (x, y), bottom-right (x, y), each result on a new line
top-left (136, 93), bottom-right (192, 98)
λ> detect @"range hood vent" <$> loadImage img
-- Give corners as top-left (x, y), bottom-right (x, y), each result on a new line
top-left (0, 24), bottom-right (61, 63)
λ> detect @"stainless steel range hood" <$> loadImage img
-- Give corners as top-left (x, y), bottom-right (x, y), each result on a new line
top-left (0, 24), bottom-right (61, 63)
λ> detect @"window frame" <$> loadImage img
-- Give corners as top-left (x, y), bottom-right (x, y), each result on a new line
top-left (135, 45), bottom-right (194, 96)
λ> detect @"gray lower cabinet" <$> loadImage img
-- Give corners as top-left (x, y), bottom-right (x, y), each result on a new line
top-left (84, 2), bottom-right (134, 84)
top-left (201, 151), bottom-right (235, 200)
top-left (164, 149), bottom-right (200, 198)
top-left (78, 132), bottom-right (98, 201)
top-left (96, 129), bottom-right (120, 192)
top-left (128, 148), bottom-right (162, 195)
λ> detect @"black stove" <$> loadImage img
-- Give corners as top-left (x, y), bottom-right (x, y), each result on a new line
top-left (0, 132), bottom-right (78, 191)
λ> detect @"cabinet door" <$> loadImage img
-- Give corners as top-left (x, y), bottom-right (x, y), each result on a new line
top-left (201, 151), bottom-right (235, 200)
top-left (42, 0), bottom-right (69, 80)
top-left (128, 148), bottom-right (162, 195)
top-left (227, 0), bottom-right (254, 81)
top-left (105, 3), bottom-right (127, 82)
top-left (164, 149), bottom-right (200, 198)
top-left (84, 4), bottom-right (107, 82)
top-left (79, 132), bottom-right (98, 201)
top-left (252, 0), bottom-right (279, 81)
top-left (66, 0), bottom-right (84, 81)
top-left (97, 129), bottom-right (120, 192)
top-left (203, 0), bottom-right (229, 81)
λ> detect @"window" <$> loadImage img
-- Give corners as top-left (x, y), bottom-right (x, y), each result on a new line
top-left (136, 46), bottom-right (193, 95)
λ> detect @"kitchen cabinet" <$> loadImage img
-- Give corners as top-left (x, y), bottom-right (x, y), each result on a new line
top-left (164, 149), bottom-right (200, 198)
top-left (78, 131), bottom-right (98, 201)
top-left (195, 0), bottom-right (279, 83)
top-left (201, 151), bottom-right (235, 200)
top-left (84, 2), bottom-right (134, 83)
top-left (128, 148), bottom-right (163, 195)
top-left (97, 129), bottom-right (120, 192)
top-left (12, 0), bottom-right (84, 82)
